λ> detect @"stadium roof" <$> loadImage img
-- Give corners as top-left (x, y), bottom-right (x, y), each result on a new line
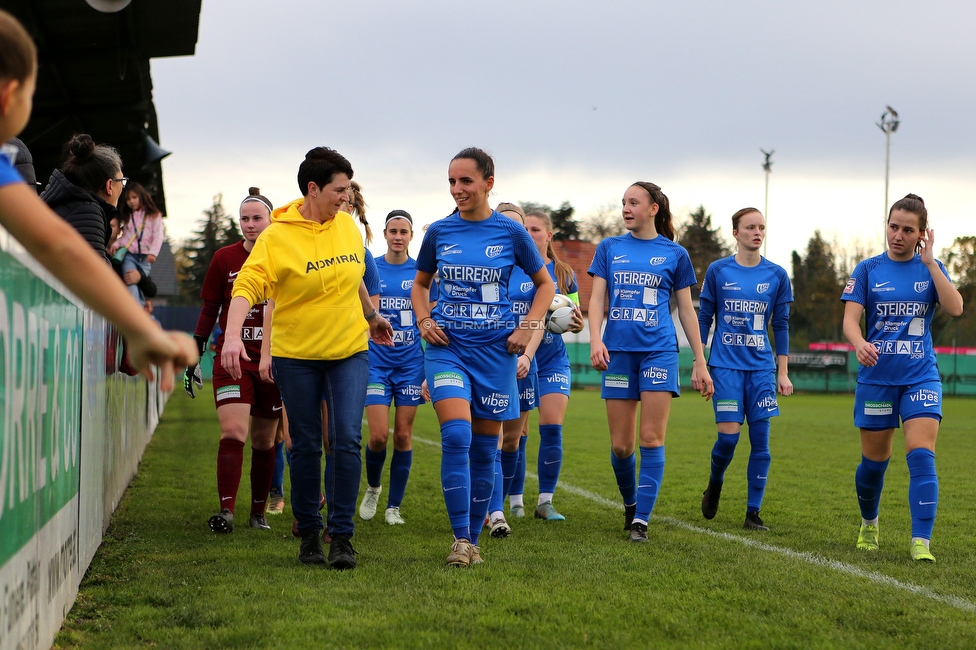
top-left (0, 0), bottom-right (202, 216)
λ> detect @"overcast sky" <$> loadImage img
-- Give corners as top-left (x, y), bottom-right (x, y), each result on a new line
top-left (151, 0), bottom-right (976, 268)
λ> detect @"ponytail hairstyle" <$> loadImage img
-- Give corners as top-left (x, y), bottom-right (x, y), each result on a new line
top-left (631, 181), bottom-right (675, 240)
top-left (452, 147), bottom-right (494, 180)
top-left (120, 181), bottom-right (161, 225)
top-left (525, 209), bottom-right (575, 295)
top-left (0, 10), bottom-right (36, 84)
top-left (240, 186), bottom-right (273, 215)
top-left (495, 201), bottom-right (525, 223)
top-left (60, 134), bottom-right (123, 197)
top-left (347, 180), bottom-right (372, 244)
top-left (889, 193), bottom-right (928, 252)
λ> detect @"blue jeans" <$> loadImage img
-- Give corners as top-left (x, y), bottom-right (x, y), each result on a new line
top-left (121, 252), bottom-right (151, 304)
top-left (272, 353), bottom-right (368, 538)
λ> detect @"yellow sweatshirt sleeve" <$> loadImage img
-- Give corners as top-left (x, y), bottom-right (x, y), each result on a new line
top-left (231, 235), bottom-right (277, 306)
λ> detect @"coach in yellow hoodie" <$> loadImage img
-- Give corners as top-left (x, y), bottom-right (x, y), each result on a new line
top-left (222, 147), bottom-right (392, 571)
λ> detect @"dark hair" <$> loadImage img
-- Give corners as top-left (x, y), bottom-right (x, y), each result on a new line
top-left (297, 146), bottom-right (353, 196)
top-left (451, 147), bottom-right (494, 180)
top-left (385, 209), bottom-right (413, 227)
top-left (731, 207), bottom-right (762, 231)
top-left (0, 10), bottom-right (36, 83)
top-left (60, 134), bottom-right (122, 196)
top-left (525, 210), bottom-right (575, 294)
top-left (631, 182), bottom-right (675, 240)
top-left (120, 181), bottom-right (161, 225)
top-left (240, 186), bottom-right (273, 215)
top-left (889, 193), bottom-right (928, 252)
top-left (347, 180), bottom-right (373, 244)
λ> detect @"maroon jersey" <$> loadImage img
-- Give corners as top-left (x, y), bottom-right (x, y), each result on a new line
top-left (193, 241), bottom-right (266, 371)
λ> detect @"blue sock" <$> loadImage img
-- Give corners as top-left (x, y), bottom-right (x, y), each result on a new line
top-left (907, 448), bottom-right (938, 540)
top-left (440, 419), bottom-right (472, 541)
top-left (488, 448), bottom-right (504, 515)
top-left (537, 424), bottom-right (563, 494)
top-left (610, 451), bottom-right (637, 506)
top-left (634, 446), bottom-right (665, 523)
top-left (511, 436), bottom-right (527, 497)
top-left (271, 441), bottom-right (285, 494)
top-left (855, 455), bottom-right (889, 520)
top-left (387, 449), bottom-right (412, 508)
top-left (709, 432), bottom-right (739, 483)
top-left (746, 420), bottom-right (771, 512)
top-left (364, 445), bottom-right (386, 489)
top-left (468, 433), bottom-right (498, 546)
top-left (501, 449), bottom-right (519, 499)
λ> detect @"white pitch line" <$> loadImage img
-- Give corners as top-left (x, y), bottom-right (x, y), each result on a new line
top-left (410, 434), bottom-right (975, 614)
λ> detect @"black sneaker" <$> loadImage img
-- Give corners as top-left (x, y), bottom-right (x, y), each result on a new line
top-left (249, 514), bottom-right (271, 530)
top-left (208, 509), bottom-right (234, 534)
top-left (701, 480), bottom-right (723, 520)
top-left (623, 504), bottom-right (637, 531)
top-left (629, 522), bottom-right (648, 542)
top-left (744, 511), bottom-right (769, 531)
top-left (328, 535), bottom-right (357, 570)
top-left (299, 531), bottom-right (327, 565)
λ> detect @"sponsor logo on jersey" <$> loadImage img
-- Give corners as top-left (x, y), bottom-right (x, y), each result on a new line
top-left (875, 302), bottom-right (929, 317)
top-left (380, 296), bottom-right (412, 310)
top-left (485, 245), bottom-right (504, 258)
top-left (401, 279), bottom-right (414, 290)
top-left (649, 256), bottom-right (667, 266)
top-left (721, 332), bottom-right (766, 349)
top-left (400, 384), bottom-right (424, 398)
top-left (305, 253), bottom-right (362, 274)
top-left (612, 254), bottom-right (629, 263)
top-left (433, 372), bottom-right (464, 389)
top-left (441, 302), bottom-right (503, 320)
top-left (366, 383), bottom-right (385, 397)
top-left (870, 339), bottom-right (924, 358)
top-left (914, 281), bottom-right (930, 293)
top-left (216, 385), bottom-right (241, 401)
top-left (442, 244), bottom-right (462, 255)
top-left (756, 394), bottom-right (778, 410)
top-left (716, 399), bottom-right (739, 412)
top-left (907, 388), bottom-right (939, 407)
top-left (520, 281), bottom-right (534, 293)
top-left (390, 330), bottom-right (416, 344)
top-left (481, 392), bottom-right (511, 413)
top-left (756, 283), bottom-right (770, 294)
top-left (440, 265), bottom-right (503, 283)
top-left (876, 320), bottom-right (907, 332)
top-left (871, 280), bottom-right (895, 293)
top-left (641, 366), bottom-right (668, 382)
top-left (843, 277), bottom-right (856, 294)
top-left (864, 400), bottom-right (893, 416)
top-left (723, 281), bottom-right (741, 291)
top-left (547, 373), bottom-right (570, 385)
top-left (723, 315), bottom-right (751, 327)
top-left (604, 374), bottom-right (629, 389)
top-left (520, 386), bottom-right (535, 402)
top-left (722, 299), bottom-right (768, 314)
top-left (613, 271), bottom-right (663, 287)
top-left (609, 308), bottom-right (658, 326)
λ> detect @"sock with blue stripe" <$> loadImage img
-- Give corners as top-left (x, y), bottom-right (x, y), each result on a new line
top-left (709, 432), bottom-right (739, 484)
top-left (907, 448), bottom-right (938, 540)
top-left (271, 440), bottom-right (285, 495)
top-left (537, 424), bottom-right (563, 495)
top-left (634, 446), bottom-right (665, 524)
top-left (364, 445), bottom-right (386, 489)
top-left (510, 436), bottom-right (528, 505)
top-left (468, 433), bottom-right (498, 546)
top-left (746, 419), bottom-right (771, 512)
top-left (387, 449), bottom-right (412, 508)
top-left (610, 451), bottom-right (637, 507)
top-left (855, 455), bottom-right (889, 521)
top-left (488, 448), bottom-right (504, 517)
top-left (440, 419), bottom-right (472, 541)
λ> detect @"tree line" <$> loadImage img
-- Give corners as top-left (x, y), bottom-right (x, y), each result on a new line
top-left (172, 197), bottom-right (976, 347)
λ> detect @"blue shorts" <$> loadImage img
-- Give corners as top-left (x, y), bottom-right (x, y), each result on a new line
top-left (365, 361), bottom-right (425, 407)
top-left (425, 341), bottom-right (519, 421)
top-left (853, 381), bottom-right (943, 429)
top-left (517, 370), bottom-right (539, 412)
top-left (538, 360), bottom-right (572, 398)
top-left (601, 350), bottom-right (680, 400)
top-left (711, 367), bottom-right (779, 423)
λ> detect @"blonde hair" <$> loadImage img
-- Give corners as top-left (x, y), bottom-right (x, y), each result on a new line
top-left (347, 181), bottom-right (372, 244)
top-left (525, 210), bottom-right (574, 294)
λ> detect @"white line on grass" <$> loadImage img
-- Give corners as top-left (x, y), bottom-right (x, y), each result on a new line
top-left (409, 434), bottom-right (975, 614)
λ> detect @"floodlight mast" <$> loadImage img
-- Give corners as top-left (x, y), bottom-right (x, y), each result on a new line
top-left (761, 149), bottom-right (774, 258)
top-left (877, 107), bottom-right (899, 250)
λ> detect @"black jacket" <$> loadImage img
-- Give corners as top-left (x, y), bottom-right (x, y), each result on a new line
top-left (41, 169), bottom-right (114, 261)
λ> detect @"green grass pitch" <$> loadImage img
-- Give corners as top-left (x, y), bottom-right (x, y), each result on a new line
top-left (55, 389), bottom-right (976, 649)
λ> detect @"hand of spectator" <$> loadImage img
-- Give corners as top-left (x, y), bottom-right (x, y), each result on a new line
top-left (146, 254), bottom-right (157, 264)
top-left (126, 329), bottom-right (199, 392)
top-left (123, 269), bottom-right (141, 285)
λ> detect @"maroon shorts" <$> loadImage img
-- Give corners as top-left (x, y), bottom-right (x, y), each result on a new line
top-left (212, 363), bottom-right (282, 419)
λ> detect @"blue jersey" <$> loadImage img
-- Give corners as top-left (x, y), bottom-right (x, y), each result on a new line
top-left (588, 234), bottom-right (697, 352)
top-left (509, 265), bottom-right (537, 325)
top-left (0, 154), bottom-right (22, 187)
top-left (841, 253), bottom-right (949, 386)
top-left (536, 261), bottom-right (578, 370)
top-left (416, 211), bottom-right (545, 346)
top-left (699, 256), bottom-right (793, 371)
top-left (369, 254), bottom-right (423, 368)
top-left (364, 249), bottom-right (381, 296)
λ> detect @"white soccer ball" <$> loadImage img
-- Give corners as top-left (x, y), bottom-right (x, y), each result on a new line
top-left (546, 294), bottom-right (577, 335)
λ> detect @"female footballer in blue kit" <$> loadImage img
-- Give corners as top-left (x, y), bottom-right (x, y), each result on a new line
top-left (486, 203), bottom-right (546, 537)
top-left (698, 208), bottom-right (793, 531)
top-left (588, 182), bottom-right (713, 542)
top-left (411, 149), bottom-right (555, 566)
top-left (359, 210), bottom-right (427, 526)
top-left (841, 194), bottom-right (962, 562)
